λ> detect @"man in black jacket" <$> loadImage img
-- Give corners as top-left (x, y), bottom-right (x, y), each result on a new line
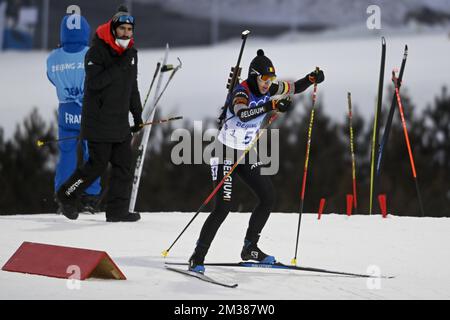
top-left (56, 6), bottom-right (143, 222)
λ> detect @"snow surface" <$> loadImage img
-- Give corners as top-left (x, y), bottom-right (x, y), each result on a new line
top-left (1, 32), bottom-right (450, 139)
top-left (0, 212), bottom-right (449, 300)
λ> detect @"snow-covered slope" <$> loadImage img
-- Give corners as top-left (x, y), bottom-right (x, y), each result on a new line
top-left (0, 212), bottom-right (449, 299)
top-left (1, 32), bottom-right (449, 140)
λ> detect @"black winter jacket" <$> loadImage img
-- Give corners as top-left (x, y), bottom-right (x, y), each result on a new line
top-left (81, 33), bottom-right (142, 142)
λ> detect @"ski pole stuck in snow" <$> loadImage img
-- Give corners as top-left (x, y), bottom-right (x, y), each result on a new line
top-left (392, 70), bottom-right (425, 217)
top-left (292, 67), bottom-right (320, 266)
top-left (147, 57), bottom-right (183, 120)
top-left (375, 45), bottom-right (408, 204)
top-left (141, 62), bottom-right (161, 114)
top-left (347, 92), bottom-right (358, 213)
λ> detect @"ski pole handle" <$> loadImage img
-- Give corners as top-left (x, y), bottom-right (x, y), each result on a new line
top-left (241, 30), bottom-right (250, 39)
top-left (161, 64), bottom-right (174, 72)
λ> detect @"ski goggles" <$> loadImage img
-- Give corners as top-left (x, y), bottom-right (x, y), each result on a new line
top-left (116, 15), bottom-right (135, 24)
top-left (252, 68), bottom-right (276, 83)
top-left (258, 74), bottom-right (277, 82)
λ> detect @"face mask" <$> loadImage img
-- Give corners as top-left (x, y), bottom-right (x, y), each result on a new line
top-left (115, 38), bottom-right (131, 49)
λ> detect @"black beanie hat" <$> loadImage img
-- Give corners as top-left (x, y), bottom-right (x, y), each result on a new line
top-left (248, 49), bottom-right (276, 78)
top-left (111, 5), bottom-right (135, 31)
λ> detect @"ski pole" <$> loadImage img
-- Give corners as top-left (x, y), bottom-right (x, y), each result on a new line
top-left (376, 45), bottom-right (408, 187)
top-left (392, 71), bottom-right (425, 217)
top-left (347, 92), bottom-right (358, 213)
top-left (131, 61), bottom-right (175, 147)
top-left (369, 37), bottom-right (386, 215)
top-left (142, 62), bottom-right (161, 112)
top-left (140, 116), bottom-right (183, 127)
top-left (145, 57), bottom-right (182, 123)
top-left (162, 112), bottom-right (279, 257)
top-left (292, 68), bottom-right (320, 266)
top-left (36, 135), bottom-right (79, 147)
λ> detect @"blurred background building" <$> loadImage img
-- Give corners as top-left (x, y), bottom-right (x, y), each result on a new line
top-left (1, 0), bottom-right (450, 50)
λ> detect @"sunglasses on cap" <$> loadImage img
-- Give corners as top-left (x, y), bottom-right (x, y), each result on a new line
top-left (116, 15), bottom-right (135, 24)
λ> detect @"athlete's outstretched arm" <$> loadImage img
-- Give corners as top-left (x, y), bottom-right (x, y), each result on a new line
top-left (269, 69), bottom-right (325, 96)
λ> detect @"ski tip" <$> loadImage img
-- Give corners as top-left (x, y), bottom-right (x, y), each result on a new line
top-left (381, 36), bottom-right (386, 44)
top-left (161, 250), bottom-right (169, 258)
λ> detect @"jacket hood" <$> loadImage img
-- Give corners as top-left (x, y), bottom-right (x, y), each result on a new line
top-left (96, 20), bottom-right (134, 55)
top-left (60, 14), bottom-right (90, 52)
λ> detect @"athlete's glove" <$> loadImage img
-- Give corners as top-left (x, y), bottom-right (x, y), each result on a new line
top-left (275, 97), bottom-right (292, 113)
top-left (308, 69), bottom-right (325, 84)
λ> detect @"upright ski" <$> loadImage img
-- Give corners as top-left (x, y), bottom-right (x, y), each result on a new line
top-left (165, 266), bottom-right (238, 288)
top-left (369, 37), bottom-right (386, 215)
top-left (375, 45), bottom-right (408, 183)
top-left (129, 45), bottom-right (170, 213)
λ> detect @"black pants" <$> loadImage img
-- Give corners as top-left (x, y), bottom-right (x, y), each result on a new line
top-left (196, 149), bottom-right (276, 255)
top-left (57, 136), bottom-right (132, 218)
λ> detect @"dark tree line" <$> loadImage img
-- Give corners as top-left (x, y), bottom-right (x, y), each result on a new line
top-left (1, 86), bottom-right (449, 216)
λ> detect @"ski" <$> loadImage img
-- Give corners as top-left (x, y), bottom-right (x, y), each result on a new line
top-left (165, 266), bottom-right (238, 288)
top-left (165, 262), bottom-right (394, 279)
top-left (375, 45), bottom-right (408, 181)
top-left (369, 37), bottom-right (386, 215)
top-left (129, 44), bottom-right (170, 213)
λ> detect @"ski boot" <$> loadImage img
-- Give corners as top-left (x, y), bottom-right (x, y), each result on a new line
top-left (55, 196), bottom-right (79, 220)
top-left (55, 188), bottom-right (80, 220)
top-left (241, 239), bottom-right (276, 264)
top-left (79, 194), bottom-right (101, 214)
top-left (106, 212), bottom-right (141, 222)
top-left (188, 244), bottom-right (208, 274)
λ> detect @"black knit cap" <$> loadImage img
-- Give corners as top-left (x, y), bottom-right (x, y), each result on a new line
top-left (248, 49), bottom-right (276, 78)
top-left (111, 5), bottom-right (135, 31)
